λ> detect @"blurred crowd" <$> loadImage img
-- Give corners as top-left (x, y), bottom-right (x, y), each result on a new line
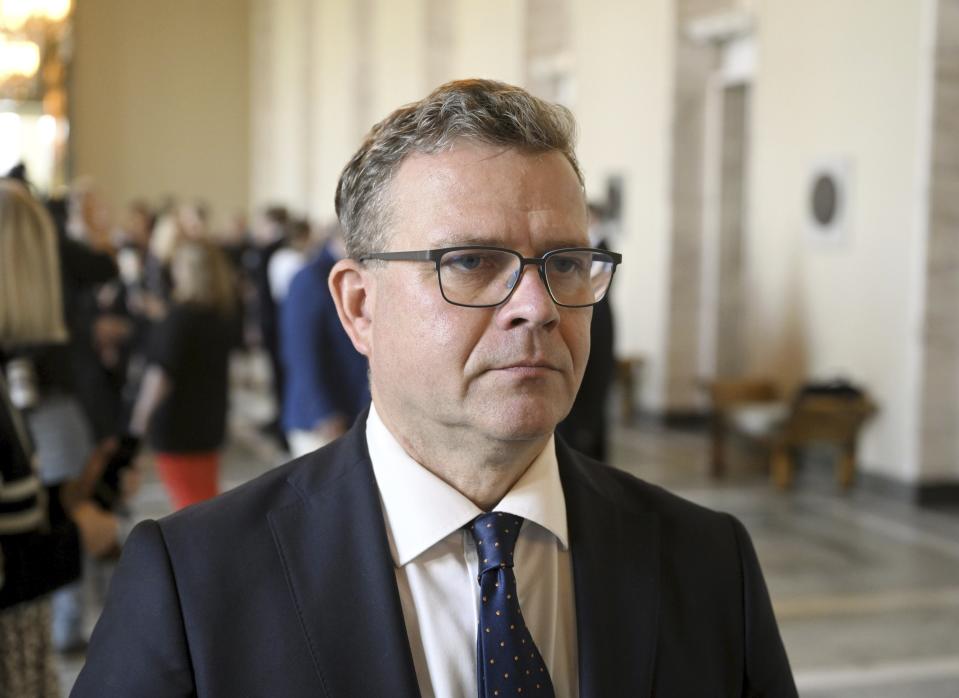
top-left (0, 163), bottom-right (367, 695)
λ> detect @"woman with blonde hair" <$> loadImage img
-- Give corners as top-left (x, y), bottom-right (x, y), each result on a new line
top-left (130, 238), bottom-right (239, 509)
top-left (0, 181), bottom-right (69, 344)
top-left (0, 179), bottom-right (120, 695)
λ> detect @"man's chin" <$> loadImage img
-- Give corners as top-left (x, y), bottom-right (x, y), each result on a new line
top-left (480, 401), bottom-right (569, 443)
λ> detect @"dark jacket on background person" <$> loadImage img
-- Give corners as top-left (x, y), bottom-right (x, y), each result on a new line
top-left (59, 234), bottom-right (124, 440)
top-left (0, 372), bottom-right (81, 610)
top-left (280, 243), bottom-right (370, 433)
top-left (557, 288), bottom-right (614, 460)
top-left (146, 304), bottom-right (237, 453)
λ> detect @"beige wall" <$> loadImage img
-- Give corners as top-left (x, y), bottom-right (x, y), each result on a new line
top-left (368, 0), bottom-right (429, 121)
top-left (253, 0), bottom-right (432, 223)
top-left (451, 0), bottom-right (525, 84)
top-left (250, 0), bottom-right (311, 214)
top-left (748, 0), bottom-right (932, 480)
top-left (571, 0), bottom-right (675, 408)
top-left (72, 0), bottom-right (250, 230)
top-left (309, 0), bottom-right (361, 223)
top-left (254, 0), bottom-right (529, 225)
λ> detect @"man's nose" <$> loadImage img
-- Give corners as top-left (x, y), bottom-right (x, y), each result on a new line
top-left (496, 263), bottom-right (560, 328)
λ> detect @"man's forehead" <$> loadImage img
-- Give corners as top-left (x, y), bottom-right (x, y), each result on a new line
top-left (391, 146), bottom-right (582, 205)
top-left (382, 142), bottom-right (586, 249)
top-left (410, 141), bottom-right (573, 171)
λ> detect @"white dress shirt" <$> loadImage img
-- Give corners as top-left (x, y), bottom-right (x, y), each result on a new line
top-left (366, 404), bottom-right (579, 698)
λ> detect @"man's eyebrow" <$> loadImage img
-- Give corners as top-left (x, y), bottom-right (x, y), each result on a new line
top-left (541, 238), bottom-right (592, 251)
top-left (427, 233), bottom-right (501, 248)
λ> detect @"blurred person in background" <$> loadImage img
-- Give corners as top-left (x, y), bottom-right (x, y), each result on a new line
top-left (63, 179), bottom-right (133, 445)
top-left (0, 178), bottom-right (123, 694)
top-left (220, 212), bottom-right (257, 346)
top-left (114, 200), bottom-right (155, 309)
top-left (129, 239), bottom-right (240, 510)
top-left (111, 200), bottom-right (158, 424)
top-left (222, 211), bottom-right (250, 271)
top-left (139, 201), bottom-right (214, 318)
top-left (268, 217), bottom-right (313, 307)
top-left (249, 205), bottom-right (291, 451)
top-left (3, 174), bottom-right (125, 654)
top-left (280, 224), bottom-right (370, 457)
top-left (66, 178), bottom-right (111, 250)
top-left (557, 202), bottom-right (616, 460)
top-left (177, 200), bottom-right (210, 240)
top-left (144, 206), bottom-right (181, 308)
top-left (119, 199), bottom-right (155, 251)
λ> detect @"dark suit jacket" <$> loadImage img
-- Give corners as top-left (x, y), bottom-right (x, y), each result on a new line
top-left (557, 290), bottom-right (614, 460)
top-left (73, 415), bottom-right (797, 697)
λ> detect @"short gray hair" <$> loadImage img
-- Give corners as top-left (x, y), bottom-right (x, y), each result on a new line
top-left (335, 79), bottom-right (583, 259)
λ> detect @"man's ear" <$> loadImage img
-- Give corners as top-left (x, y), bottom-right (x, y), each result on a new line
top-left (329, 258), bottom-right (373, 357)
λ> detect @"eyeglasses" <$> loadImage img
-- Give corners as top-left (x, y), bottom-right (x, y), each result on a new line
top-left (359, 245), bottom-right (622, 308)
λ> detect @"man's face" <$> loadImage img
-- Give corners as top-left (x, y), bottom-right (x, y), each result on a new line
top-left (362, 142), bottom-right (591, 447)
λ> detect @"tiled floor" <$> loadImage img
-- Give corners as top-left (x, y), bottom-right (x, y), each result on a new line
top-left (613, 422), bottom-right (959, 697)
top-left (58, 386), bottom-right (959, 696)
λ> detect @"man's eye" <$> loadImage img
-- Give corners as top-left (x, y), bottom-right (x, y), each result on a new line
top-left (550, 256), bottom-right (584, 274)
top-left (451, 254), bottom-right (482, 270)
top-left (444, 253), bottom-right (491, 272)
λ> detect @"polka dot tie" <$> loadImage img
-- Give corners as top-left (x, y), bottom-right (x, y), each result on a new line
top-left (467, 512), bottom-right (556, 698)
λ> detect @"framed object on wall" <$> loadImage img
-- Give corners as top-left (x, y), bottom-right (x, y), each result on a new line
top-left (805, 157), bottom-right (852, 247)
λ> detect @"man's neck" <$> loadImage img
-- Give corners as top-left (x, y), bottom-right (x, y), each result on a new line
top-left (373, 403), bottom-right (551, 511)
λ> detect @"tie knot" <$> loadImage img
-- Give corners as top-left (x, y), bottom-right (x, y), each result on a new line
top-left (468, 512), bottom-right (524, 575)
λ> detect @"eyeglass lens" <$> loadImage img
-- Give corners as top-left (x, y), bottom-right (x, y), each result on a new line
top-left (437, 248), bottom-right (615, 307)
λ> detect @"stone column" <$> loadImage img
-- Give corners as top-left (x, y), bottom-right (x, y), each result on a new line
top-left (917, 0), bottom-right (959, 487)
top-left (663, 0), bottom-right (735, 412)
top-left (249, 0), bottom-right (313, 212)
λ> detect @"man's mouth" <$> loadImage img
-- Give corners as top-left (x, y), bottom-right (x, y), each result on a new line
top-left (495, 359), bottom-right (561, 374)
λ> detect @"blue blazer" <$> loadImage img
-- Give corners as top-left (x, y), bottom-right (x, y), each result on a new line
top-left (73, 413), bottom-right (797, 697)
top-left (280, 244), bottom-right (369, 433)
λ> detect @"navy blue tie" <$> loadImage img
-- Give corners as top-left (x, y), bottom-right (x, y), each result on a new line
top-left (468, 512), bottom-right (556, 698)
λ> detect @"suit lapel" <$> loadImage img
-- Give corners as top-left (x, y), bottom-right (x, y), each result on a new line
top-left (268, 424), bottom-right (420, 698)
top-left (559, 443), bottom-right (660, 697)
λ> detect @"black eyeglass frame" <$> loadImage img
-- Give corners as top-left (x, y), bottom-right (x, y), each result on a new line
top-left (359, 245), bottom-right (623, 308)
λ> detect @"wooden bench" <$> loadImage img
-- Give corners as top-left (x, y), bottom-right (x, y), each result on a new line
top-left (706, 378), bottom-right (780, 479)
top-left (706, 379), bottom-right (877, 490)
top-left (768, 394), bottom-right (877, 489)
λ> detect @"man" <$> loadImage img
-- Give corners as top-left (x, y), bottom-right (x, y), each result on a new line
top-left (249, 205), bottom-right (291, 450)
top-left (280, 228), bottom-right (370, 457)
top-left (74, 80), bottom-right (796, 697)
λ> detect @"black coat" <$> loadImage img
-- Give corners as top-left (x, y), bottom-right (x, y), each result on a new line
top-left (558, 291), bottom-right (614, 460)
top-left (74, 412), bottom-right (797, 697)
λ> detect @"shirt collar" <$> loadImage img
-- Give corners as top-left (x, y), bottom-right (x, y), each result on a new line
top-left (365, 403), bottom-right (569, 567)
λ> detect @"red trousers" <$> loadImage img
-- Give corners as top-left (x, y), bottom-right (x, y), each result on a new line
top-left (154, 452), bottom-right (220, 511)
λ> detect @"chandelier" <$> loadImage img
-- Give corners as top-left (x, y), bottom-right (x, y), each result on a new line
top-left (0, 0), bottom-right (71, 98)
